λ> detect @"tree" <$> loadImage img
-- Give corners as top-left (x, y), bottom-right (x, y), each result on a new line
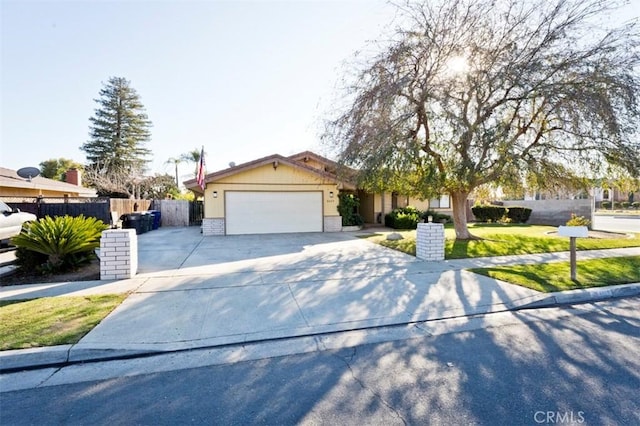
top-left (325, 0), bottom-right (639, 240)
top-left (180, 148), bottom-right (203, 178)
top-left (81, 76), bottom-right (152, 195)
top-left (39, 158), bottom-right (83, 181)
top-left (138, 174), bottom-right (179, 199)
top-left (165, 157), bottom-right (183, 186)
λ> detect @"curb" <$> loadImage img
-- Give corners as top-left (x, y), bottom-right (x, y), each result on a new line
top-left (2, 284), bottom-right (639, 374)
top-left (512, 283), bottom-right (640, 309)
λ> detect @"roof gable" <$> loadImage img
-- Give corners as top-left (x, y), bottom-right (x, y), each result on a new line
top-left (184, 152), bottom-right (356, 192)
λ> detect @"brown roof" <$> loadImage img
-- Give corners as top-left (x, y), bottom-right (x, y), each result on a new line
top-left (184, 152), bottom-right (356, 193)
top-left (0, 167), bottom-right (97, 197)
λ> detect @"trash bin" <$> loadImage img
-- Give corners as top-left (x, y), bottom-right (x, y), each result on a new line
top-left (141, 212), bottom-right (153, 232)
top-left (122, 213), bottom-right (145, 234)
top-left (148, 210), bottom-right (161, 230)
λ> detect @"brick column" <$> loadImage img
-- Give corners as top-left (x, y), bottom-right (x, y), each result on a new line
top-left (323, 216), bottom-right (342, 232)
top-left (416, 222), bottom-right (445, 261)
top-left (100, 229), bottom-right (138, 280)
top-left (202, 218), bottom-right (225, 236)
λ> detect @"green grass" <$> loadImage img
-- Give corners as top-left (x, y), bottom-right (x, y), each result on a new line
top-left (470, 256), bottom-right (640, 292)
top-left (0, 294), bottom-right (127, 351)
top-left (366, 224), bottom-right (640, 259)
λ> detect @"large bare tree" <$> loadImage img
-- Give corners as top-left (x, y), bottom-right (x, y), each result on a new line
top-left (325, 0), bottom-right (639, 239)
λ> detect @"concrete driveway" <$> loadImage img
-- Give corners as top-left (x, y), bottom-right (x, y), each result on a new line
top-left (66, 227), bottom-right (542, 359)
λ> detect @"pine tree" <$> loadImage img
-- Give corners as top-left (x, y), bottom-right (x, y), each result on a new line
top-left (82, 77), bottom-right (152, 176)
top-left (81, 77), bottom-right (152, 197)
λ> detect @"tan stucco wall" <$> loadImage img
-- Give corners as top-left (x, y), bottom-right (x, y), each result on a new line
top-left (203, 163), bottom-right (339, 218)
top-left (0, 187), bottom-right (85, 197)
top-left (407, 197), bottom-right (430, 210)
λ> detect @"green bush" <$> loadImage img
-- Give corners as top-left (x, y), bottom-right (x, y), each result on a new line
top-left (505, 207), bottom-right (532, 223)
top-left (621, 201), bottom-right (630, 209)
top-left (614, 202), bottom-right (622, 209)
top-left (337, 193), bottom-right (364, 227)
top-left (421, 209), bottom-right (452, 224)
top-left (12, 215), bottom-right (108, 273)
top-left (632, 201), bottom-right (640, 210)
top-left (385, 207), bottom-right (421, 229)
top-left (15, 246), bottom-right (48, 272)
top-left (601, 201), bottom-right (612, 209)
top-left (566, 213), bottom-right (591, 227)
top-left (471, 205), bottom-right (507, 222)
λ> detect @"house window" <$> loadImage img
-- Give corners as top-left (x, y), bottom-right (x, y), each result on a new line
top-left (429, 195), bottom-right (450, 209)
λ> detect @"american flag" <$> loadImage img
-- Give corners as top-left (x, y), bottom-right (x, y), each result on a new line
top-left (196, 146), bottom-right (206, 190)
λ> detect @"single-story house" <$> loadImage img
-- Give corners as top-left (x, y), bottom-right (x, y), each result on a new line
top-left (185, 151), bottom-right (447, 236)
top-left (0, 167), bottom-right (97, 198)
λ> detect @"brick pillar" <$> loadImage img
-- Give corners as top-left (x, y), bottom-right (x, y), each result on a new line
top-left (100, 229), bottom-right (138, 280)
top-left (202, 218), bottom-right (225, 236)
top-left (416, 222), bottom-right (445, 261)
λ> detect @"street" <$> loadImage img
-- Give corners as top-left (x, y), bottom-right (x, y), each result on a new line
top-left (1, 297), bottom-right (638, 425)
top-left (592, 214), bottom-right (640, 233)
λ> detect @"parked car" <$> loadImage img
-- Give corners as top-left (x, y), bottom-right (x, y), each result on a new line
top-left (0, 200), bottom-right (37, 242)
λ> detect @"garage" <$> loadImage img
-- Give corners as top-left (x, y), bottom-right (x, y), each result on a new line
top-left (225, 191), bottom-right (323, 235)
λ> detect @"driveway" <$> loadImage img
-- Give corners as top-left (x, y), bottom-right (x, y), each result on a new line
top-left (63, 227), bottom-right (543, 358)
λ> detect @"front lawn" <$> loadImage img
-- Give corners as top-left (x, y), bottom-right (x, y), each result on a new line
top-left (0, 294), bottom-right (126, 351)
top-left (366, 224), bottom-right (640, 259)
top-left (470, 256), bottom-right (640, 292)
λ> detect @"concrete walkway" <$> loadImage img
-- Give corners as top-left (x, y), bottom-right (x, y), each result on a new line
top-left (1, 227), bottom-right (639, 371)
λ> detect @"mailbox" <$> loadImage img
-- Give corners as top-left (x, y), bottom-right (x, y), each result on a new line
top-left (557, 226), bottom-right (589, 238)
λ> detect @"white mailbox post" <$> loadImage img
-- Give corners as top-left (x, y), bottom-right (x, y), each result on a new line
top-left (557, 226), bottom-right (589, 281)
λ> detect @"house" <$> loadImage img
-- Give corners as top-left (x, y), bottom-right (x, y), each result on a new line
top-left (0, 167), bottom-right (97, 198)
top-left (185, 151), bottom-right (447, 236)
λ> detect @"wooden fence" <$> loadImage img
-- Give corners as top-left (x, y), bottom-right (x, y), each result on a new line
top-left (1, 197), bottom-right (202, 227)
top-left (153, 200), bottom-right (189, 226)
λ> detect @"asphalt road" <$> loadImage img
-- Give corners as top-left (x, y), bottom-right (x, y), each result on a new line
top-left (1, 297), bottom-right (638, 425)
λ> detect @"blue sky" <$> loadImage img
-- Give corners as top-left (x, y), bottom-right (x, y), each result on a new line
top-left (1, 0), bottom-right (638, 184)
top-left (1, 0), bottom-right (393, 181)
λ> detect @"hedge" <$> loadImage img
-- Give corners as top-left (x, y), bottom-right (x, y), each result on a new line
top-left (506, 207), bottom-right (532, 223)
top-left (471, 205), bottom-right (507, 222)
top-left (385, 207), bottom-right (421, 229)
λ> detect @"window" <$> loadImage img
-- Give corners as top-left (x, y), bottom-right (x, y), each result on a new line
top-left (429, 195), bottom-right (450, 209)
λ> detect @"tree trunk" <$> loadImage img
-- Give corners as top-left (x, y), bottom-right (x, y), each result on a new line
top-left (451, 191), bottom-right (477, 240)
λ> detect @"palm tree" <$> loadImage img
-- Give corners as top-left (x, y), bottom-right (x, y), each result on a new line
top-left (181, 148), bottom-right (203, 177)
top-left (165, 157), bottom-right (183, 186)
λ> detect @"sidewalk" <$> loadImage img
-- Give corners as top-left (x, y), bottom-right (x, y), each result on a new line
top-left (2, 227), bottom-right (639, 372)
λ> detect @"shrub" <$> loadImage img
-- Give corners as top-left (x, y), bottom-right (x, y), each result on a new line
top-left (632, 201), bottom-right (640, 210)
top-left (566, 213), bottom-right (591, 227)
top-left (471, 205), bottom-right (507, 222)
top-left (505, 207), bottom-right (532, 223)
top-left (621, 201), bottom-right (630, 209)
top-left (614, 202), bottom-right (622, 209)
top-left (337, 193), bottom-right (363, 227)
top-left (385, 207), bottom-right (421, 229)
top-left (12, 215), bottom-right (108, 273)
top-left (421, 209), bottom-right (452, 224)
top-left (15, 246), bottom-right (48, 272)
top-left (601, 201), bottom-right (611, 209)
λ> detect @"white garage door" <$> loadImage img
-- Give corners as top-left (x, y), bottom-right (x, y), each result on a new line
top-left (226, 191), bottom-right (323, 235)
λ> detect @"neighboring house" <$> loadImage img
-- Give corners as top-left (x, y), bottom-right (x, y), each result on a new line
top-left (185, 151), bottom-right (448, 236)
top-left (0, 167), bottom-right (97, 198)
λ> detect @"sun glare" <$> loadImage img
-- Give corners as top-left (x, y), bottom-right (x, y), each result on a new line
top-left (445, 55), bottom-right (469, 75)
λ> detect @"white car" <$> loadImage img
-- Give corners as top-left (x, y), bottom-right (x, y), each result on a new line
top-left (0, 200), bottom-right (37, 241)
